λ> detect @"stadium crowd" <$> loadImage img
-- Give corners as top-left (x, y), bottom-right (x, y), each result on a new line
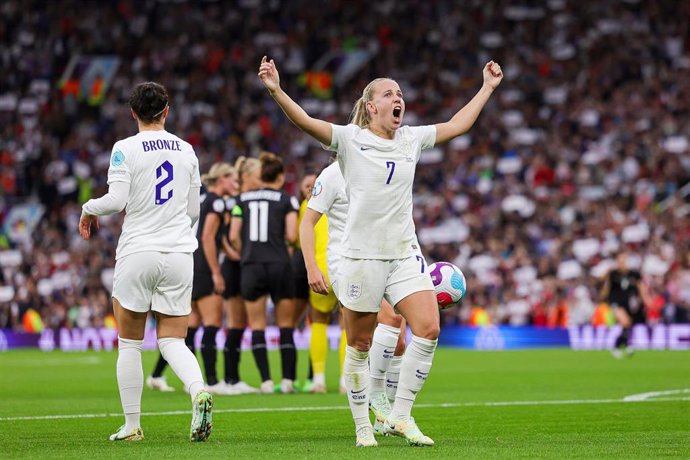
top-left (1, 0), bottom-right (689, 331)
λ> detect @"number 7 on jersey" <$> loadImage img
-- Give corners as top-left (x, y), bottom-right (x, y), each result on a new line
top-left (385, 161), bottom-right (396, 184)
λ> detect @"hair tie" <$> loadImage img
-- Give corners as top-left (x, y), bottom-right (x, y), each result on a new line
top-left (152, 102), bottom-right (169, 118)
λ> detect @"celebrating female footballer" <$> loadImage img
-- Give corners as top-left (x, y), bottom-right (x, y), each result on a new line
top-left (259, 56), bottom-right (502, 446)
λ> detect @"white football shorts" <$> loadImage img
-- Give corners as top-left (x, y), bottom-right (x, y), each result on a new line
top-left (335, 254), bottom-right (434, 313)
top-left (112, 251), bottom-right (193, 316)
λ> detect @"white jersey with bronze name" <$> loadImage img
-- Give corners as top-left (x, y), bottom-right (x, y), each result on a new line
top-left (325, 123), bottom-right (435, 259)
top-left (106, 130), bottom-right (201, 259)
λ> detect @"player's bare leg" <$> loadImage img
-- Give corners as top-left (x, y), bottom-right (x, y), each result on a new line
top-left (383, 290), bottom-right (438, 446)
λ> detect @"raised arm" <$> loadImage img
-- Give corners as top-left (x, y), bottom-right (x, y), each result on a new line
top-left (258, 56), bottom-right (332, 146)
top-left (434, 61), bottom-right (503, 145)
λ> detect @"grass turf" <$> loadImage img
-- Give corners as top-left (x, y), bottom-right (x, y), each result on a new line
top-left (0, 348), bottom-right (688, 459)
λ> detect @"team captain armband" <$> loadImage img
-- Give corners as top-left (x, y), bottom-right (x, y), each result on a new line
top-left (231, 205), bottom-right (243, 217)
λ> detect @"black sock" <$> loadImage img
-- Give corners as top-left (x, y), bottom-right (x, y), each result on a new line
top-left (615, 328), bottom-right (630, 349)
top-left (252, 330), bottom-right (271, 382)
top-left (224, 328), bottom-right (244, 385)
top-left (279, 327), bottom-right (296, 381)
top-left (308, 357), bottom-right (313, 381)
top-left (201, 326), bottom-right (219, 385)
top-left (151, 352), bottom-right (168, 378)
top-left (185, 326), bottom-right (198, 354)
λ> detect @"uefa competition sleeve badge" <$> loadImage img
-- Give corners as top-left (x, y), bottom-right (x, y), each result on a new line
top-left (111, 150), bottom-right (125, 166)
top-left (312, 181), bottom-right (323, 196)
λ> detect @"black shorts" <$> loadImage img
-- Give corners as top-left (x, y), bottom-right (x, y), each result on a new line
top-left (241, 262), bottom-right (295, 302)
top-left (222, 258), bottom-right (241, 299)
top-left (291, 248), bottom-right (309, 301)
top-left (192, 271), bottom-right (214, 301)
top-left (613, 301), bottom-right (646, 325)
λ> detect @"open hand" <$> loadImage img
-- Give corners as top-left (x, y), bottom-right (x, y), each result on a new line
top-left (307, 266), bottom-right (330, 295)
top-left (79, 213), bottom-right (99, 240)
top-left (483, 61), bottom-right (503, 90)
top-left (258, 56), bottom-right (280, 94)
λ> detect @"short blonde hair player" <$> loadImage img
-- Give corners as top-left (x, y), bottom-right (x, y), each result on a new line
top-left (259, 57), bottom-right (502, 447)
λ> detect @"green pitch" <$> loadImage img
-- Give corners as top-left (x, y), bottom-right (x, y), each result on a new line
top-left (0, 348), bottom-right (688, 459)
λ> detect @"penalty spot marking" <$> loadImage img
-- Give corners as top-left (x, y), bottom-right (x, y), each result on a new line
top-left (1, 396), bottom-right (689, 422)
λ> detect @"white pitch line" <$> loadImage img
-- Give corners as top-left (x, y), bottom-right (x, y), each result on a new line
top-left (623, 388), bottom-right (690, 401)
top-left (1, 396), bottom-right (689, 422)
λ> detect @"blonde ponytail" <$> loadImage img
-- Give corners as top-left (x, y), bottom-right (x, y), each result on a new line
top-left (349, 96), bottom-right (369, 128)
top-left (348, 78), bottom-right (389, 128)
top-left (235, 155), bottom-right (261, 192)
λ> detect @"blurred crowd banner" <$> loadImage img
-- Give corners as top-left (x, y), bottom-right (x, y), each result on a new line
top-left (3, 203), bottom-right (45, 245)
top-left (59, 55), bottom-right (120, 106)
top-left (1, 325), bottom-right (689, 352)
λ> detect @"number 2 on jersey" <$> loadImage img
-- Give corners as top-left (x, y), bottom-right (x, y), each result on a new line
top-left (248, 201), bottom-right (269, 242)
top-left (155, 161), bottom-right (174, 205)
top-left (385, 161), bottom-right (396, 184)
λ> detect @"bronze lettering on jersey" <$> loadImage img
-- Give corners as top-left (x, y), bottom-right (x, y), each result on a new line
top-left (142, 139), bottom-right (182, 152)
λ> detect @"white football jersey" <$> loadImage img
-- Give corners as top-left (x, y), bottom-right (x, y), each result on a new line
top-left (325, 123), bottom-right (435, 259)
top-left (107, 130), bottom-right (201, 259)
top-left (307, 162), bottom-right (348, 280)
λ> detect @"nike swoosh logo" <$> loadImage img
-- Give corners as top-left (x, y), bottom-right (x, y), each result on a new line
top-left (385, 379), bottom-right (397, 384)
top-left (360, 146), bottom-right (372, 150)
top-left (383, 349), bottom-right (394, 354)
top-left (416, 369), bottom-right (429, 375)
top-left (350, 388), bottom-right (365, 394)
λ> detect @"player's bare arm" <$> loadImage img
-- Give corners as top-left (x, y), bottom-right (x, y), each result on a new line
top-left (434, 61), bottom-right (503, 145)
top-left (229, 215), bottom-right (242, 253)
top-left (299, 207), bottom-right (329, 295)
top-left (284, 211), bottom-right (298, 246)
top-left (258, 56), bottom-right (332, 146)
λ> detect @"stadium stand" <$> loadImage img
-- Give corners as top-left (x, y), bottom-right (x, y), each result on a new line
top-left (0, 0), bottom-right (688, 330)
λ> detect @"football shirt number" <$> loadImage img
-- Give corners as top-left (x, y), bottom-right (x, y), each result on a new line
top-left (416, 255), bottom-right (426, 273)
top-left (385, 161), bottom-right (396, 184)
top-left (155, 161), bottom-right (173, 205)
top-left (248, 201), bottom-right (269, 242)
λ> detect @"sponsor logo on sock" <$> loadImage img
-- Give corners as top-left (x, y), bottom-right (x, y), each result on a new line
top-left (415, 369), bottom-right (429, 380)
top-left (383, 348), bottom-right (394, 358)
top-left (350, 388), bottom-right (366, 400)
top-left (385, 379), bottom-right (398, 387)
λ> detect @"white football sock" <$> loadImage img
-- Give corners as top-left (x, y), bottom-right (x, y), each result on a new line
top-left (386, 355), bottom-right (403, 403)
top-left (158, 337), bottom-right (205, 401)
top-left (343, 346), bottom-right (370, 429)
top-left (117, 337), bottom-right (143, 432)
top-left (313, 373), bottom-right (325, 386)
top-left (390, 334), bottom-right (437, 420)
top-left (369, 324), bottom-right (400, 393)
